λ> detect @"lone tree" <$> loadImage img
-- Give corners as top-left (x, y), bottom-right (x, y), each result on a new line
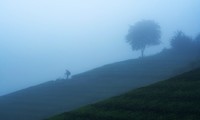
top-left (126, 20), bottom-right (161, 57)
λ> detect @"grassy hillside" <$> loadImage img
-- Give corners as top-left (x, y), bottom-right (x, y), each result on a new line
top-left (0, 49), bottom-right (199, 120)
top-left (47, 67), bottom-right (200, 120)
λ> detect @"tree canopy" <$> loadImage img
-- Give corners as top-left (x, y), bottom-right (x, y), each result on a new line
top-left (126, 20), bottom-right (161, 57)
top-left (170, 31), bottom-right (193, 50)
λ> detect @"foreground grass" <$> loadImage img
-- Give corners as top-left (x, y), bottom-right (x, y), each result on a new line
top-left (47, 68), bottom-right (200, 120)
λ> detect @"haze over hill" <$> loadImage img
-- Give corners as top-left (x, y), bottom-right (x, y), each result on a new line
top-left (1, 1), bottom-right (200, 120)
top-left (0, 47), bottom-right (199, 120)
top-left (1, 0), bottom-right (200, 96)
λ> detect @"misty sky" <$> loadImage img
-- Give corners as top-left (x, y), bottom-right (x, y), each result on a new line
top-left (1, 0), bottom-right (200, 96)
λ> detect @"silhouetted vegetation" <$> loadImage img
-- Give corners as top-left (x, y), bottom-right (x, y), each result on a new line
top-left (126, 20), bottom-right (161, 57)
top-left (47, 68), bottom-right (200, 120)
top-left (170, 31), bottom-right (200, 59)
top-left (170, 31), bottom-right (193, 51)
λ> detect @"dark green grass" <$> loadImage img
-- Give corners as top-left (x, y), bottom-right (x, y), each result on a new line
top-left (47, 68), bottom-right (200, 120)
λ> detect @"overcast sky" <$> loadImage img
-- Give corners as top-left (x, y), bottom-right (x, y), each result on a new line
top-left (0, 0), bottom-right (200, 96)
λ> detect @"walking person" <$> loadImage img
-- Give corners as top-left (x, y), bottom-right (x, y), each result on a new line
top-left (65, 69), bottom-right (71, 80)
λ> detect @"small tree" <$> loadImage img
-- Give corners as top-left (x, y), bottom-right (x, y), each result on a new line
top-left (126, 20), bottom-right (161, 57)
top-left (170, 31), bottom-right (193, 50)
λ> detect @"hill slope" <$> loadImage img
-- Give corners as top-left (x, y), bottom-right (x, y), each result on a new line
top-left (0, 50), bottom-right (199, 120)
top-left (47, 67), bottom-right (200, 120)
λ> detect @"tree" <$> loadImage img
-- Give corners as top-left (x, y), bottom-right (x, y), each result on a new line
top-left (126, 20), bottom-right (161, 57)
top-left (170, 31), bottom-right (193, 50)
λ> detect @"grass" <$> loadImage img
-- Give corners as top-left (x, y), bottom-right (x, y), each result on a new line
top-left (47, 68), bottom-right (200, 120)
top-left (1, 49), bottom-right (199, 120)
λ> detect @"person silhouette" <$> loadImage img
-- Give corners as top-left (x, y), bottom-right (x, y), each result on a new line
top-left (65, 69), bottom-right (71, 80)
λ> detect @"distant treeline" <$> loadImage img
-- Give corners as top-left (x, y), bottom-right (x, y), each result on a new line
top-left (170, 31), bottom-right (200, 57)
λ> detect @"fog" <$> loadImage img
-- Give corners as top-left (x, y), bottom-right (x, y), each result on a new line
top-left (0, 0), bottom-right (200, 96)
